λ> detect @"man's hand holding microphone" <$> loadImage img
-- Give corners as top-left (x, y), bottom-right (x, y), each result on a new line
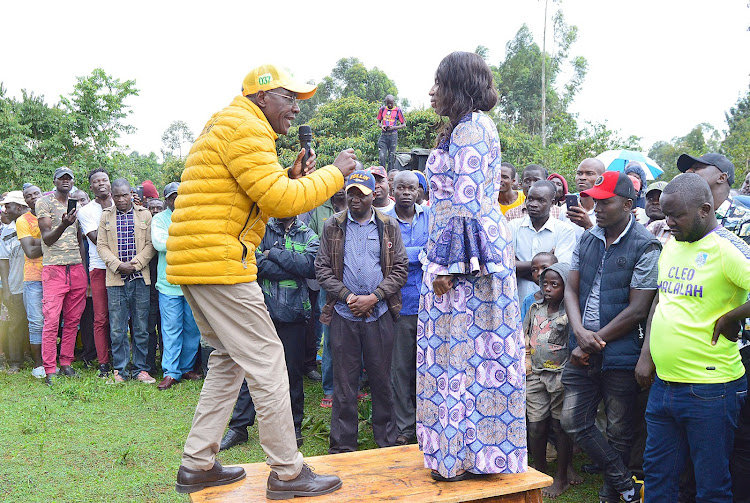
top-left (288, 125), bottom-right (357, 179)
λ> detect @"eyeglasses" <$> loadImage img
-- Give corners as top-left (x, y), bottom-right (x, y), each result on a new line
top-left (266, 91), bottom-right (298, 106)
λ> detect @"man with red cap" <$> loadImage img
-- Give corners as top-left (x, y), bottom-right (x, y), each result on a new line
top-left (168, 64), bottom-right (357, 499)
top-left (560, 171), bottom-right (660, 503)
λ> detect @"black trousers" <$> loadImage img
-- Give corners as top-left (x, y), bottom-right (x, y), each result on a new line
top-left (303, 289), bottom-right (320, 373)
top-left (227, 320), bottom-right (306, 433)
top-left (390, 314), bottom-right (417, 440)
top-left (79, 297), bottom-right (96, 363)
top-left (329, 311), bottom-right (396, 453)
top-left (145, 282), bottom-right (161, 374)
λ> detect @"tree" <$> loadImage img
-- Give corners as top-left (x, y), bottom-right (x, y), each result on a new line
top-left (723, 86), bottom-right (750, 182)
top-left (648, 123), bottom-right (720, 181)
top-left (326, 58), bottom-right (398, 104)
top-left (59, 68), bottom-right (139, 173)
top-left (277, 96), bottom-right (380, 169)
top-left (161, 120), bottom-right (194, 159)
top-left (493, 12), bottom-right (587, 143)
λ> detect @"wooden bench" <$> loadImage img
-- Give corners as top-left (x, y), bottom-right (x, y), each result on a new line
top-left (189, 444), bottom-right (552, 503)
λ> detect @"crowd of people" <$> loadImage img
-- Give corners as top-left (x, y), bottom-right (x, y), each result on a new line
top-left (0, 172), bottom-right (203, 389)
top-left (3, 53), bottom-right (750, 502)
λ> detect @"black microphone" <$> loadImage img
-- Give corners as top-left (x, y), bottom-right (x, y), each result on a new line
top-left (298, 125), bottom-right (313, 171)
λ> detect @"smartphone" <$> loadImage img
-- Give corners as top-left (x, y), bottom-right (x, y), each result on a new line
top-left (136, 185), bottom-right (144, 200)
top-left (67, 197), bottom-right (77, 215)
top-left (565, 194), bottom-right (580, 210)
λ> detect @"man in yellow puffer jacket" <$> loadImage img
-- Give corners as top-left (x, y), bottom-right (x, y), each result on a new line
top-left (170, 64), bottom-right (357, 499)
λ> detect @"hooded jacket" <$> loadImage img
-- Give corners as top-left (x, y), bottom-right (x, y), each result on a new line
top-left (256, 218), bottom-right (318, 323)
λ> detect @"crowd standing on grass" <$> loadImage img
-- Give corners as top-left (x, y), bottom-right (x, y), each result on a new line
top-left (3, 54), bottom-right (750, 503)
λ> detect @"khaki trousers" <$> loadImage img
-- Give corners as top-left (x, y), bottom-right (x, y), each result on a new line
top-left (181, 282), bottom-right (303, 480)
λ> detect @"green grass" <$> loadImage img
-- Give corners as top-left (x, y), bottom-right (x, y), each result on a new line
top-left (0, 364), bottom-right (603, 502)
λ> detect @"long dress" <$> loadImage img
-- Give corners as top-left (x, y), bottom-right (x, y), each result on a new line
top-left (416, 111), bottom-right (527, 478)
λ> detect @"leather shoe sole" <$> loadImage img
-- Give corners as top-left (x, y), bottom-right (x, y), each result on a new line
top-left (267, 480), bottom-right (342, 500)
top-left (175, 462), bottom-right (246, 494)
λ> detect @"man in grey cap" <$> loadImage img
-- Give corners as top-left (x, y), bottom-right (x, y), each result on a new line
top-left (151, 182), bottom-right (201, 390)
top-left (36, 166), bottom-right (88, 385)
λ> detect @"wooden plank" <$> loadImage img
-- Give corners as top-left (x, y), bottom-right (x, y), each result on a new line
top-left (190, 445), bottom-right (552, 503)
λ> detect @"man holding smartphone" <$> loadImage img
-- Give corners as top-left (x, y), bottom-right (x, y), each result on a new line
top-left (36, 167), bottom-right (88, 385)
top-left (559, 158), bottom-right (606, 238)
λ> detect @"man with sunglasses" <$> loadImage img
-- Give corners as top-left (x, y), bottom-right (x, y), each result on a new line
top-left (168, 64), bottom-right (357, 499)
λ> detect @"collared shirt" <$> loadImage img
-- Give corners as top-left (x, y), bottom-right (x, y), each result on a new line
top-left (509, 214), bottom-right (576, 302)
top-left (571, 215), bottom-right (660, 331)
top-left (335, 210), bottom-right (387, 322)
top-left (385, 203), bottom-right (429, 315)
top-left (115, 207), bottom-right (142, 282)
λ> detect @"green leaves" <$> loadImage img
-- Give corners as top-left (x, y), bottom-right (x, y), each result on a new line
top-left (0, 69), bottom-right (139, 192)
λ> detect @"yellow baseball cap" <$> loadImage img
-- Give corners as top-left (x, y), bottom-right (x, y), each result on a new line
top-left (241, 64), bottom-right (317, 100)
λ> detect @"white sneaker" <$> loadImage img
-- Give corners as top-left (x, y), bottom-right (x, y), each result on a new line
top-left (31, 366), bottom-right (46, 378)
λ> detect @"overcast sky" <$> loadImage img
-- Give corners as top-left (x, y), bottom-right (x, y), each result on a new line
top-left (2, 0), bottom-right (749, 161)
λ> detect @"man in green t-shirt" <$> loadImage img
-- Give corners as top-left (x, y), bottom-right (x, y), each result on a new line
top-left (636, 173), bottom-right (750, 502)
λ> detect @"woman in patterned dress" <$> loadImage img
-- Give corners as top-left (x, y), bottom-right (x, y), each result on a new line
top-left (416, 51), bottom-right (527, 481)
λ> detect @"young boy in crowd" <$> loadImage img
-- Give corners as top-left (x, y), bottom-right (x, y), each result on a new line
top-left (520, 251), bottom-right (557, 322)
top-left (524, 262), bottom-right (581, 498)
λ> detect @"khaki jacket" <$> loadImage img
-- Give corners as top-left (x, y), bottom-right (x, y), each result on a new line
top-left (97, 204), bottom-right (156, 287)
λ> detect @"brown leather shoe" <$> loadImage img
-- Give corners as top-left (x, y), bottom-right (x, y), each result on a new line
top-left (266, 464), bottom-right (342, 500)
top-left (175, 460), bottom-right (245, 494)
top-left (158, 376), bottom-right (178, 391)
top-left (181, 370), bottom-right (203, 381)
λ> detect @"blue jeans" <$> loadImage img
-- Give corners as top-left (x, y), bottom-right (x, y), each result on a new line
top-left (107, 279), bottom-right (150, 376)
top-left (23, 281), bottom-right (43, 345)
top-left (159, 293), bottom-right (201, 380)
top-left (560, 355), bottom-right (639, 501)
top-left (643, 375), bottom-right (746, 503)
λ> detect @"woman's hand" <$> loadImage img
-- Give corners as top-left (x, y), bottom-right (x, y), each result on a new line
top-left (433, 274), bottom-right (455, 296)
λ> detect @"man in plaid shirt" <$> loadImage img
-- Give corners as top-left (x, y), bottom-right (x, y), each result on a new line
top-left (97, 178), bottom-right (156, 383)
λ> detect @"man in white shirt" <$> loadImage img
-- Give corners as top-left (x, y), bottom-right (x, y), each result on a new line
top-left (510, 180), bottom-right (576, 303)
top-left (76, 168), bottom-right (114, 377)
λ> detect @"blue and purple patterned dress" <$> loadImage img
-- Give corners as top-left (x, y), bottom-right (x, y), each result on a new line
top-left (416, 111), bottom-right (527, 478)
